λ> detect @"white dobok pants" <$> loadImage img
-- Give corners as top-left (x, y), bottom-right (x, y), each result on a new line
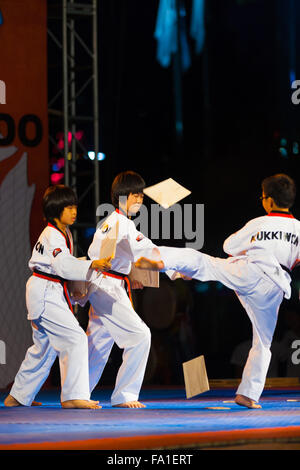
top-left (159, 247), bottom-right (284, 402)
top-left (10, 277), bottom-right (90, 405)
top-left (87, 275), bottom-right (151, 406)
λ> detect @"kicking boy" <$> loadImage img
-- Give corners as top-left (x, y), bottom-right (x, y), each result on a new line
top-left (5, 185), bottom-right (111, 409)
top-left (87, 171), bottom-right (158, 408)
top-left (136, 174), bottom-right (300, 408)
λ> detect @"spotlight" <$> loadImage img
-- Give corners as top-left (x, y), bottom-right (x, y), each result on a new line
top-left (279, 147), bottom-right (288, 158)
top-left (87, 151), bottom-right (106, 161)
top-left (292, 142), bottom-right (299, 155)
top-left (51, 173), bottom-right (64, 184)
top-left (52, 163), bottom-right (59, 172)
top-left (280, 138), bottom-right (287, 146)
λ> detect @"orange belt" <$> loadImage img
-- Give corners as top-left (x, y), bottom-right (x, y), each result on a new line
top-left (102, 270), bottom-right (133, 305)
top-left (33, 269), bottom-right (74, 314)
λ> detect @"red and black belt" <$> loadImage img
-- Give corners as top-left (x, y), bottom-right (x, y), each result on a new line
top-left (33, 269), bottom-right (73, 313)
top-left (102, 269), bottom-right (133, 305)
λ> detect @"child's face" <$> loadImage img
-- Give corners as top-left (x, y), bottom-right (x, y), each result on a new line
top-left (127, 192), bottom-right (144, 215)
top-left (59, 205), bottom-right (77, 226)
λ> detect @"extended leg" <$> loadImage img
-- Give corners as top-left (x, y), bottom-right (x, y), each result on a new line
top-left (137, 246), bottom-right (259, 296)
top-left (136, 246), bottom-right (284, 408)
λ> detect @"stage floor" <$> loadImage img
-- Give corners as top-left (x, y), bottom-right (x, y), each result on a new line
top-left (0, 387), bottom-right (300, 451)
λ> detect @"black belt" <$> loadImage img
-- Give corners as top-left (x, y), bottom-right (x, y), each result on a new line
top-left (33, 269), bottom-right (73, 313)
top-left (105, 269), bottom-right (129, 279)
top-left (33, 269), bottom-right (65, 282)
top-left (102, 269), bottom-right (133, 305)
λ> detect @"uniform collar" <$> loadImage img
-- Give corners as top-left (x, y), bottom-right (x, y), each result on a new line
top-left (47, 222), bottom-right (72, 250)
top-left (115, 208), bottom-right (131, 219)
top-left (268, 210), bottom-right (295, 218)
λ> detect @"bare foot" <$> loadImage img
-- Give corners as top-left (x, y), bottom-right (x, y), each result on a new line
top-left (235, 394), bottom-right (262, 409)
top-left (3, 394), bottom-right (42, 407)
top-left (135, 257), bottom-right (164, 271)
top-left (4, 394), bottom-right (21, 407)
top-left (61, 399), bottom-right (101, 409)
top-left (113, 401), bottom-right (146, 409)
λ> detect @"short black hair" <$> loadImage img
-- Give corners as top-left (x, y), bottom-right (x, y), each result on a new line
top-left (262, 174), bottom-right (296, 208)
top-left (42, 185), bottom-right (78, 223)
top-left (111, 171), bottom-right (145, 208)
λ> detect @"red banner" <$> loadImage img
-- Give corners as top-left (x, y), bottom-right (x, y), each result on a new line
top-left (0, 0), bottom-right (49, 388)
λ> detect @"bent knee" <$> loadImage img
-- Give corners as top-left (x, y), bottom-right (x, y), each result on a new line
top-left (136, 323), bottom-right (151, 343)
top-left (143, 324), bottom-right (151, 343)
top-left (125, 323), bottom-right (151, 348)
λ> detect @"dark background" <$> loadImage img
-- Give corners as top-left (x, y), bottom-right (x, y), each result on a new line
top-left (48, 0), bottom-right (300, 387)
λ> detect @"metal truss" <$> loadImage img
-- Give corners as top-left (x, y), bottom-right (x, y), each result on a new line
top-left (47, 0), bottom-right (100, 255)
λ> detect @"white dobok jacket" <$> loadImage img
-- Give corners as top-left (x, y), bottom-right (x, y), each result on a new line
top-left (27, 223), bottom-right (93, 319)
top-left (223, 210), bottom-right (300, 299)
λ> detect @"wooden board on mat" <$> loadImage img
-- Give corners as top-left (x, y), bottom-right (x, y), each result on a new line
top-left (182, 355), bottom-right (210, 399)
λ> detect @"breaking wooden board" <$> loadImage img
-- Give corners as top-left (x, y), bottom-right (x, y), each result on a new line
top-left (67, 257), bottom-right (89, 306)
top-left (143, 178), bottom-right (191, 209)
top-left (166, 270), bottom-right (182, 281)
top-left (67, 280), bottom-right (88, 297)
top-left (99, 220), bottom-right (119, 260)
top-left (67, 257), bottom-right (88, 296)
top-left (129, 263), bottom-right (159, 288)
top-left (182, 355), bottom-right (210, 399)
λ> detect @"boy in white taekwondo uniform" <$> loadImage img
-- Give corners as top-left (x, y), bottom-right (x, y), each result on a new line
top-left (4, 185), bottom-right (111, 409)
top-left (87, 171), bottom-right (158, 408)
top-left (136, 174), bottom-right (300, 408)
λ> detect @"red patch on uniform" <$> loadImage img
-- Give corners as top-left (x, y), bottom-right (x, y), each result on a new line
top-left (136, 234), bottom-right (144, 242)
top-left (53, 248), bottom-right (62, 258)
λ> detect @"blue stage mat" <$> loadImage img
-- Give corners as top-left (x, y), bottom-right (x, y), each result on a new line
top-left (0, 388), bottom-right (300, 447)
